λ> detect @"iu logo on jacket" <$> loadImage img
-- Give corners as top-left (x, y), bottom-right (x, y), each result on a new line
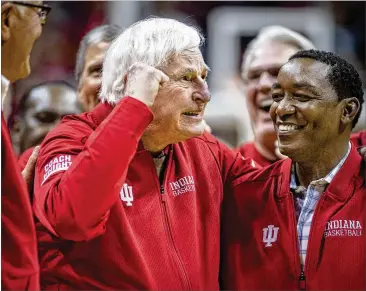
top-left (120, 183), bottom-right (133, 206)
top-left (263, 225), bottom-right (279, 247)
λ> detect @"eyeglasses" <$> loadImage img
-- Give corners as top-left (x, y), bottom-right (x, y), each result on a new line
top-left (11, 1), bottom-right (51, 25)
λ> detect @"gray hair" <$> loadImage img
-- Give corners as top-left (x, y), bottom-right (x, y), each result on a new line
top-left (241, 25), bottom-right (316, 80)
top-left (75, 24), bottom-right (123, 85)
top-left (100, 17), bottom-right (204, 104)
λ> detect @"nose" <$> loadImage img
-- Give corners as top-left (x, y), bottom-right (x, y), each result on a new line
top-left (256, 72), bottom-right (276, 93)
top-left (192, 86), bottom-right (211, 104)
top-left (275, 97), bottom-right (296, 120)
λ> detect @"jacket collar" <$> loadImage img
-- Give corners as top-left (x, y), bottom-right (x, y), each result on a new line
top-left (278, 143), bottom-right (363, 201)
top-left (326, 143), bottom-right (363, 201)
top-left (1, 75), bottom-right (10, 109)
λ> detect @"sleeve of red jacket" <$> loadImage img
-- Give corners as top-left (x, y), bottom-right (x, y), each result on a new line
top-left (216, 138), bottom-right (261, 184)
top-left (33, 97), bottom-right (153, 241)
top-left (1, 113), bottom-right (40, 291)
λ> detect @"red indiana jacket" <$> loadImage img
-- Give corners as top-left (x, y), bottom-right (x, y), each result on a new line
top-left (33, 97), bottom-right (257, 290)
top-left (221, 144), bottom-right (365, 290)
top-left (351, 130), bottom-right (366, 148)
top-left (1, 113), bottom-right (40, 290)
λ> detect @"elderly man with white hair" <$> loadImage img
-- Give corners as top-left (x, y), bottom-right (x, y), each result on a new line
top-left (1, 1), bottom-right (51, 290)
top-left (237, 26), bottom-right (316, 166)
top-left (33, 17), bottom-right (257, 290)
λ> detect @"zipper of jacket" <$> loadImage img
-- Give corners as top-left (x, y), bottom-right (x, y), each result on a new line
top-left (289, 194), bottom-right (307, 290)
top-left (160, 185), bottom-right (192, 290)
top-left (156, 150), bottom-right (192, 290)
top-left (291, 188), bottom-right (327, 291)
top-left (301, 189), bottom-right (327, 291)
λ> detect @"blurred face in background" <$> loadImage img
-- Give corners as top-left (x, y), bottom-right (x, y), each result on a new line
top-left (242, 40), bottom-right (299, 157)
top-left (78, 41), bottom-right (111, 112)
top-left (12, 84), bottom-right (81, 153)
top-left (1, 1), bottom-right (44, 82)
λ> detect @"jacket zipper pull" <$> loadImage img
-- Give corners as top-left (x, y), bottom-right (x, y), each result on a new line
top-left (299, 271), bottom-right (306, 290)
top-left (160, 185), bottom-right (167, 202)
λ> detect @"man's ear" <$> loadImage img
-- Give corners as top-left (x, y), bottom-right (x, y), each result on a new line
top-left (1, 3), bottom-right (12, 43)
top-left (341, 97), bottom-right (360, 126)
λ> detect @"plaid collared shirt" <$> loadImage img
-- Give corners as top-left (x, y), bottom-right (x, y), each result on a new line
top-left (290, 142), bottom-right (351, 271)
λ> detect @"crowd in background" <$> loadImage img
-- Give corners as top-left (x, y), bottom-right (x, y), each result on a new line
top-left (1, 1), bottom-right (366, 291)
top-left (4, 1), bottom-right (366, 148)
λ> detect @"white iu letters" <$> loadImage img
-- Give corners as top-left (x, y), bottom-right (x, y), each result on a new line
top-left (263, 225), bottom-right (279, 247)
top-left (120, 183), bottom-right (133, 206)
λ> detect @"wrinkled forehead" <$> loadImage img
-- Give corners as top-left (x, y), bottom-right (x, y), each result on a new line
top-left (278, 58), bottom-right (331, 88)
top-left (85, 41), bottom-right (110, 63)
top-left (163, 49), bottom-right (209, 75)
top-left (244, 41), bottom-right (299, 75)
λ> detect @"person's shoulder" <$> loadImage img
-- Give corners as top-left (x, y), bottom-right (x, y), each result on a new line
top-left (37, 111), bottom-right (96, 163)
top-left (185, 132), bottom-right (236, 158)
top-left (236, 141), bottom-right (255, 153)
top-left (44, 111), bottom-right (95, 142)
top-left (190, 131), bottom-right (219, 145)
top-left (234, 158), bottom-right (289, 185)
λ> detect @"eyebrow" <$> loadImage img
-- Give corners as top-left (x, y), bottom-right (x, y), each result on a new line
top-left (272, 82), bottom-right (321, 96)
top-left (87, 62), bottom-right (103, 71)
top-left (171, 65), bottom-right (210, 79)
top-left (292, 82), bottom-right (321, 95)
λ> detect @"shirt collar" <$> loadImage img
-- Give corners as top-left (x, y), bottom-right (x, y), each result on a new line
top-left (290, 142), bottom-right (352, 189)
top-left (1, 75), bottom-right (10, 109)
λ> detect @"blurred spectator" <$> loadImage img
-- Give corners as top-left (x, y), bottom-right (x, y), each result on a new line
top-left (12, 81), bottom-right (81, 156)
top-left (75, 24), bottom-right (122, 111)
top-left (237, 25), bottom-right (315, 166)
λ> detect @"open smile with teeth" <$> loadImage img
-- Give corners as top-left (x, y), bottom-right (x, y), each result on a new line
top-left (183, 111), bottom-right (200, 117)
top-left (278, 124), bottom-right (305, 132)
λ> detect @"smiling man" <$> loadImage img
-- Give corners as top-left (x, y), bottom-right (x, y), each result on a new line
top-left (237, 26), bottom-right (315, 166)
top-left (221, 50), bottom-right (365, 290)
top-left (32, 17), bottom-right (257, 290)
top-left (75, 24), bottom-right (122, 112)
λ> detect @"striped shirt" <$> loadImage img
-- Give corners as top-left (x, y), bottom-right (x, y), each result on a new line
top-left (290, 142), bottom-right (351, 271)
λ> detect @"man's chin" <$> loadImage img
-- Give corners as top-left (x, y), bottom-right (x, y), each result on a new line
top-left (179, 125), bottom-right (205, 141)
top-left (278, 142), bottom-right (301, 160)
top-left (17, 61), bottom-right (31, 81)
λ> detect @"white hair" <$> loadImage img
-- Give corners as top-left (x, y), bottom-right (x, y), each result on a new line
top-left (241, 25), bottom-right (316, 80)
top-left (100, 17), bottom-right (204, 104)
